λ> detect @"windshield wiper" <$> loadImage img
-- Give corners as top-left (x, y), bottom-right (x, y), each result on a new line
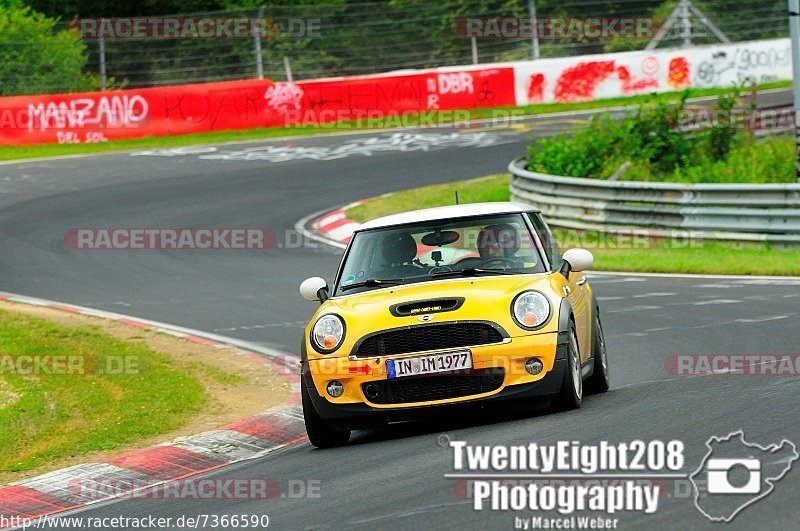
top-left (340, 278), bottom-right (405, 291)
top-left (431, 268), bottom-right (516, 279)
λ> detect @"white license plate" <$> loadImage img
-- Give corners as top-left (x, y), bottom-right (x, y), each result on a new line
top-left (386, 350), bottom-right (472, 379)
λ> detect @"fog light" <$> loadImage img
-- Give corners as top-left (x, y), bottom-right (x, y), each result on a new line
top-left (525, 358), bottom-right (543, 376)
top-left (364, 383), bottom-right (380, 400)
top-left (326, 380), bottom-right (344, 398)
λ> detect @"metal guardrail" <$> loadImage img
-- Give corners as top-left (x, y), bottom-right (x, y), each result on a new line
top-left (508, 157), bottom-right (800, 244)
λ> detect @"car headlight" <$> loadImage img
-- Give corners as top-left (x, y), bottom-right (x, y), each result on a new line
top-left (511, 291), bottom-right (551, 330)
top-left (311, 314), bottom-right (345, 353)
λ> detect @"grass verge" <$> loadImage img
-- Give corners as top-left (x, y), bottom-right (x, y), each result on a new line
top-left (0, 81), bottom-right (788, 162)
top-left (344, 174), bottom-right (800, 276)
top-left (0, 301), bottom-right (288, 482)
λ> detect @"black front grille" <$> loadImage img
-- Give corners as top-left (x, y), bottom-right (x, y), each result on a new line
top-left (362, 368), bottom-right (505, 405)
top-left (353, 322), bottom-right (506, 357)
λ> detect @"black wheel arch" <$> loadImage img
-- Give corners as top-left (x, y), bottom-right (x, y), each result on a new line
top-left (556, 297), bottom-right (573, 361)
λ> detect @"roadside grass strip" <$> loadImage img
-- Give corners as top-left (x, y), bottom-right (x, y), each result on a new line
top-left (0, 295), bottom-right (307, 523)
top-left (0, 309), bottom-right (205, 475)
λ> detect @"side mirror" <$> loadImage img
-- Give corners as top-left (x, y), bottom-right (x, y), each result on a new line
top-left (300, 277), bottom-right (329, 302)
top-left (562, 248), bottom-right (594, 273)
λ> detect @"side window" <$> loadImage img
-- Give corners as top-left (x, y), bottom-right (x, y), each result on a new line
top-left (526, 212), bottom-right (562, 271)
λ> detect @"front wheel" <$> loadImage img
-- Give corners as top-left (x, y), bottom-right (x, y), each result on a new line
top-left (555, 321), bottom-right (582, 410)
top-left (302, 385), bottom-right (351, 448)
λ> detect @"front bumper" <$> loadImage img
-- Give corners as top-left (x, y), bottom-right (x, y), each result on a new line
top-left (303, 331), bottom-right (567, 428)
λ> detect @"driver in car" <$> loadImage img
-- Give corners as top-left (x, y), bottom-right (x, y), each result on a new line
top-left (477, 223), bottom-right (520, 261)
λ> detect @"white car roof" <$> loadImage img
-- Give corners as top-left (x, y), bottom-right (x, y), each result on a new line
top-left (358, 202), bottom-right (538, 230)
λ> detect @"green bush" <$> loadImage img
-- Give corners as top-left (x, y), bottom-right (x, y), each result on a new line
top-left (707, 87), bottom-right (741, 162)
top-left (528, 114), bottom-right (624, 178)
top-left (0, 5), bottom-right (97, 95)
top-left (668, 138), bottom-right (794, 184)
top-left (527, 87), bottom-right (792, 183)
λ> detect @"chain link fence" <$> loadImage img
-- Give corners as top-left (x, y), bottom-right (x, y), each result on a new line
top-left (4, 0), bottom-right (790, 94)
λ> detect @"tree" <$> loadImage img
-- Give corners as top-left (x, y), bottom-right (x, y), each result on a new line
top-left (0, 4), bottom-right (96, 95)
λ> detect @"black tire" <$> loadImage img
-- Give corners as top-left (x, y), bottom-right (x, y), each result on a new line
top-left (555, 320), bottom-right (582, 410)
top-left (586, 310), bottom-right (610, 395)
top-left (302, 385), bottom-right (351, 448)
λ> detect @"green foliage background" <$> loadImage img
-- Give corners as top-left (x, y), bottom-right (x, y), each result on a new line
top-left (528, 88), bottom-right (795, 184)
top-left (0, 4), bottom-right (96, 95)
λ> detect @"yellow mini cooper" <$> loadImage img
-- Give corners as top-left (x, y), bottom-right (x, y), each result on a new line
top-left (299, 203), bottom-right (609, 448)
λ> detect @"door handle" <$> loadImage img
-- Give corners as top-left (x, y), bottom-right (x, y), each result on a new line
top-left (577, 277), bottom-right (587, 286)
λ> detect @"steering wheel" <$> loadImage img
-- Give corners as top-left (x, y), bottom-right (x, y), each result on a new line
top-left (477, 257), bottom-right (516, 269)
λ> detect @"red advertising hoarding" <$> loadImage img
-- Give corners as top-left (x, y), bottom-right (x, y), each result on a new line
top-left (0, 67), bottom-right (515, 145)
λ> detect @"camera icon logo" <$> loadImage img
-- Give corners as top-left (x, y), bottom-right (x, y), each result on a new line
top-left (690, 431), bottom-right (797, 522)
top-left (706, 458), bottom-right (761, 494)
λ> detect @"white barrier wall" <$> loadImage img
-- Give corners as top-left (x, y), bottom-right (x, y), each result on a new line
top-left (511, 39), bottom-right (791, 105)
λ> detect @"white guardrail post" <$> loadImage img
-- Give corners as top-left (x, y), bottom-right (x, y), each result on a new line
top-left (508, 157), bottom-right (800, 244)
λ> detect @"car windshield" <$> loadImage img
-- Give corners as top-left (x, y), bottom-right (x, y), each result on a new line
top-left (334, 213), bottom-right (545, 295)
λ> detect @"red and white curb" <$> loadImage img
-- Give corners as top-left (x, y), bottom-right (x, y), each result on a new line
top-left (0, 292), bottom-right (306, 526)
top-left (310, 200), bottom-right (364, 247)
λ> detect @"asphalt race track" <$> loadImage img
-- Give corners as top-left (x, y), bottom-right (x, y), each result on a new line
top-left (0, 91), bottom-right (797, 529)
